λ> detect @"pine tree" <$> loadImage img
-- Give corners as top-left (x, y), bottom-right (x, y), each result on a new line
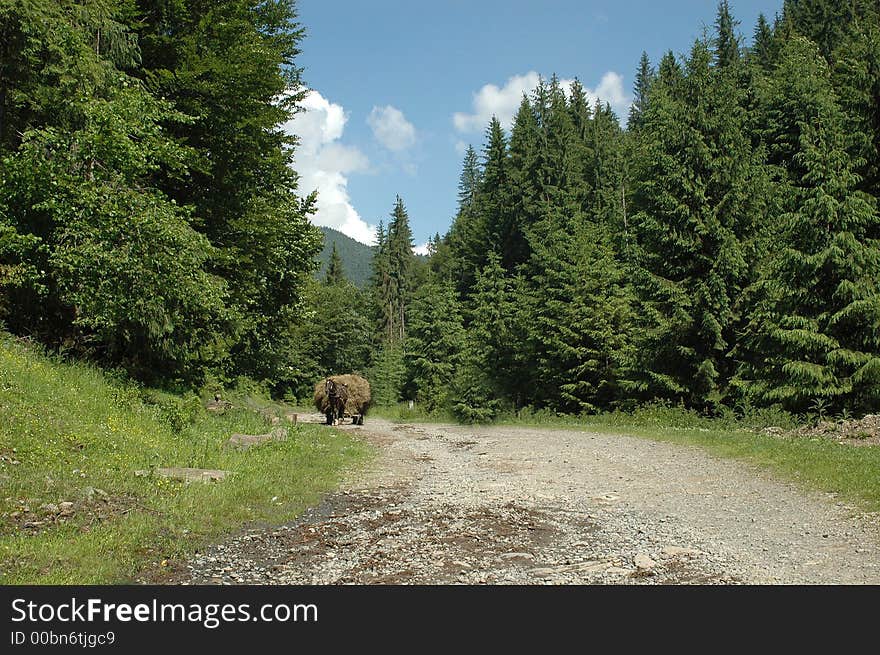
top-left (833, 19), bottom-right (880, 203)
top-left (135, 0), bottom-right (323, 383)
top-left (523, 216), bottom-right (634, 413)
top-left (387, 195), bottom-right (416, 342)
top-left (457, 144), bottom-right (482, 209)
top-left (506, 95), bottom-right (542, 271)
top-left (628, 52), bottom-right (656, 129)
top-left (447, 144), bottom-right (486, 294)
top-left (751, 13), bottom-right (775, 70)
top-left (324, 242), bottom-right (346, 285)
top-left (451, 252), bottom-right (518, 421)
top-left (370, 220), bottom-right (394, 341)
top-left (367, 340), bottom-right (406, 406)
top-left (403, 280), bottom-right (465, 412)
top-left (738, 37), bottom-right (880, 413)
top-left (629, 41), bottom-right (766, 408)
top-left (714, 0), bottom-right (741, 69)
top-left (478, 116), bottom-right (513, 272)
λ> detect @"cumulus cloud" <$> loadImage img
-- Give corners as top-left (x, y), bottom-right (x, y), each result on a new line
top-left (368, 105), bottom-right (417, 152)
top-left (282, 90), bottom-right (377, 245)
top-left (453, 71), bottom-right (631, 133)
top-left (453, 72), bottom-right (542, 133)
top-left (413, 242), bottom-right (431, 256)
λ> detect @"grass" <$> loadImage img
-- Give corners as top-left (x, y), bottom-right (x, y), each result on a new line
top-left (373, 400), bottom-right (880, 514)
top-left (0, 335), bottom-right (372, 584)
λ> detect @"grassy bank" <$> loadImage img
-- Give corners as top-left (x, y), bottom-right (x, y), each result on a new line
top-left (0, 336), bottom-right (371, 584)
top-left (374, 401), bottom-right (880, 514)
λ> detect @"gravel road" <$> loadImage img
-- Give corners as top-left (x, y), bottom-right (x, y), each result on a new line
top-left (182, 416), bottom-right (880, 585)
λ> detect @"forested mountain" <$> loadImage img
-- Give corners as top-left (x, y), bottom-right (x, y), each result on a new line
top-left (315, 227), bottom-right (375, 287)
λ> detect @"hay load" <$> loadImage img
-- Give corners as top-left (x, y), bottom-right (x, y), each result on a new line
top-left (313, 374), bottom-right (371, 425)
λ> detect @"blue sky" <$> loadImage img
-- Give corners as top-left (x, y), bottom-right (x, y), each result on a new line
top-left (286, 0), bottom-right (785, 249)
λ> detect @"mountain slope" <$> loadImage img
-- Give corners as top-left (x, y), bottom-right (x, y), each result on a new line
top-left (315, 227), bottom-right (375, 287)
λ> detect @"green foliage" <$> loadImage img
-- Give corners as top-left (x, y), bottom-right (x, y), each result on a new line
top-left (282, 278), bottom-right (373, 400)
top-left (628, 39), bottom-right (767, 409)
top-left (367, 340), bottom-right (406, 406)
top-left (451, 253), bottom-right (514, 422)
top-left (372, 197), bottom-right (417, 344)
top-left (737, 37), bottom-right (880, 414)
top-left (404, 280), bottom-right (465, 412)
top-left (0, 0), bottom-right (321, 389)
top-left (324, 242), bottom-right (347, 286)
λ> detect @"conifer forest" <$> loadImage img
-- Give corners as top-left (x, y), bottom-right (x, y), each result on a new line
top-left (2, 0), bottom-right (879, 424)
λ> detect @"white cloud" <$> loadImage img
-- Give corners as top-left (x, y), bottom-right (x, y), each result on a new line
top-left (413, 242), bottom-right (431, 256)
top-left (282, 90), bottom-right (377, 245)
top-left (453, 71), bottom-right (631, 133)
top-left (367, 105), bottom-right (417, 152)
top-left (454, 139), bottom-right (469, 155)
top-left (453, 72), bottom-right (541, 133)
top-left (589, 71), bottom-right (629, 120)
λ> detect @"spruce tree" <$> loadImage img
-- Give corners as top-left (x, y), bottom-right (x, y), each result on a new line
top-left (524, 216), bottom-right (634, 413)
top-left (403, 280), bottom-right (465, 412)
top-left (738, 37), bottom-right (880, 413)
top-left (751, 13), bottom-right (775, 71)
top-left (478, 117), bottom-right (513, 273)
top-left (387, 196), bottom-right (415, 342)
top-left (324, 242), bottom-right (346, 285)
top-left (451, 252), bottom-right (518, 421)
top-left (833, 20), bottom-right (880, 203)
top-left (629, 41), bottom-right (766, 408)
top-left (506, 95), bottom-right (543, 271)
top-left (714, 0), bottom-right (741, 69)
top-left (447, 144), bottom-right (487, 295)
top-left (628, 52), bottom-right (656, 129)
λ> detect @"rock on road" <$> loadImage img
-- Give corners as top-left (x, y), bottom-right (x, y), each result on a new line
top-left (182, 417), bottom-right (880, 585)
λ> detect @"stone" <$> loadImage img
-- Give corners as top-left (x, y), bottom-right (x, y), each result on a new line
top-left (634, 554), bottom-right (656, 571)
top-left (226, 427), bottom-right (288, 450)
top-left (500, 552), bottom-right (535, 561)
top-left (40, 503), bottom-right (59, 514)
top-left (135, 468), bottom-right (230, 483)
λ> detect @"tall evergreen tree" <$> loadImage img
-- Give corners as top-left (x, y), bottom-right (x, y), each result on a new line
top-left (524, 217), bottom-right (634, 413)
top-left (451, 252), bottom-right (519, 421)
top-left (447, 144), bottom-right (486, 294)
top-left (629, 41), bottom-right (766, 408)
top-left (133, 0), bottom-right (322, 382)
top-left (628, 51), bottom-right (656, 129)
top-left (833, 19), bottom-right (880, 203)
top-left (714, 0), bottom-right (741, 69)
top-left (505, 95), bottom-right (543, 271)
top-left (751, 13), bottom-right (775, 70)
top-left (403, 280), bottom-right (464, 412)
top-left (386, 196), bottom-right (415, 342)
top-left (324, 242), bottom-right (346, 285)
top-left (738, 37), bottom-right (880, 413)
top-left (478, 116), bottom-right (513, 272)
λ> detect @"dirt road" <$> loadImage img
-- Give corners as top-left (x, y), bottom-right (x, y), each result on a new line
top-left (183, 417), bottom-right (880, 584)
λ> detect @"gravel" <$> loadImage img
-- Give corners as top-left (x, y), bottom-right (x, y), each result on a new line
top-left (182, 417), bottom-right (880, 585)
